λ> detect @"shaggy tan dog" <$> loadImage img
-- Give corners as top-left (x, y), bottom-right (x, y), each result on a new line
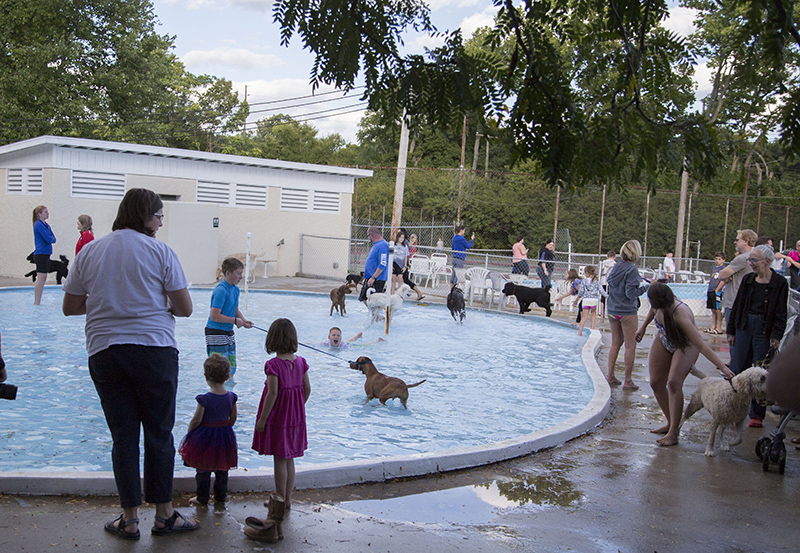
top-left (681, 366), bottom-right (769, 457)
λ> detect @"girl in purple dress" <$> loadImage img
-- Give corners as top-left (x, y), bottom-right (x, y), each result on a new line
top-left (178, 354), bottom-right (238, 506)
top-left (252, 318), bottom-right (311, 509)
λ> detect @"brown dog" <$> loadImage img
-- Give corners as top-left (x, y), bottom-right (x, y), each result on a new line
top-left (330, 282), bottom-right (356, 316)
top-left (349, 356), bottom-right (425, 409)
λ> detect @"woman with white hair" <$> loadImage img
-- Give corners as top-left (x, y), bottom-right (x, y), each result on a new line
top-left (605, 240), bottom-right (649, 390)
top-left (726, 244), bottom-right (788, 427)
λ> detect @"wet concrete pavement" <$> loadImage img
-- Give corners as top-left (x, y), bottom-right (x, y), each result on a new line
top-left (1, 276), bottom-right (799, 552)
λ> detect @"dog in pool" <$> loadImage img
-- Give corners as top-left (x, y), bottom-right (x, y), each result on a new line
top-left (447, 284), bottom-right (466, 323)
top-left (502, 282), bottom-right (552, 317)
top-left (364, 284), bottom-right (414, 324)
top-left (330, 282), bottom-right (357, 316)
top-left (25, 252), bottom-right (69, 285)
top-left (350, 356), bottom-right (426, 409)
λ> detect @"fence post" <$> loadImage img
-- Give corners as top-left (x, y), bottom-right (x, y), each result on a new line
top-left (484, 252), bottom-right (489, 269)
top-left (244, 232), bottom-right (251, 309)
top-left (568, 242), bottom-right (573, 270)
top-left (299, 233), bottom-right (304, 276)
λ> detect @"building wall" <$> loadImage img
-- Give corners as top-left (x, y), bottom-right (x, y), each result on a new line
top-left (2, 166), bottom-right (355, 284)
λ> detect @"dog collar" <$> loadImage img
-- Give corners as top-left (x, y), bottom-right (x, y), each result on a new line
top-left (726, 377), bottom-right (737, 393)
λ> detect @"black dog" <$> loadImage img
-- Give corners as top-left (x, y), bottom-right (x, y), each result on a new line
top-left (25, 252), bottom-right (69, 285)
top-left (345, 273), bottom-right (363, 287)
top-left (502, 282), bottom-right (552, 317)
top-left (447, 284), bottom-right (466, 324)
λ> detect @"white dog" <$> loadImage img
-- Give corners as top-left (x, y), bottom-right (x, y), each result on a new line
top-left (681, 366), bottom-right (769, 457)
top-left (365, 284), bottom-right (414, 324)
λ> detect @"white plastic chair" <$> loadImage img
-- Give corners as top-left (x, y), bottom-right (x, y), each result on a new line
top-left (506, 273), bottom-right (526, 307)
top-left (408, 255), bottom-right (430, 285)
top-left (465, 267), bottom-right (491, 306)
top-left (429, 253), bottom-right (449, 287)
top-left (488, 271), bottom-right (507, 309)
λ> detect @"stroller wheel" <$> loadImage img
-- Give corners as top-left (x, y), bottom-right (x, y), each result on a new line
top-left (756, 437), bottom-right (771, 460)
top-left (778, 443), bottom-right (787, 475)
top-left (762, 453), bottom-right (771, 472)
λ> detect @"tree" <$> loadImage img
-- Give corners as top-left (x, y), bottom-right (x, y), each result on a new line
top-left (271, 0), bottom-right (800, 187)
top-left (0, 0), bottom-right (246, 149)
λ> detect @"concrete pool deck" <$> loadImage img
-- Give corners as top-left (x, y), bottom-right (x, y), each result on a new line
top-left (1, 276), bottom-right (798, 551)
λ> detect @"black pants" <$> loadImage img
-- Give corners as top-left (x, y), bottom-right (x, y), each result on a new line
top-left (359, 278), bottom-right (385, 302)
top-left (393, 262), bottom-right (417, 290)
top-left (195, 470), bottom-right (229, 503)
top-left (89, 345), bottom-right (179, 508)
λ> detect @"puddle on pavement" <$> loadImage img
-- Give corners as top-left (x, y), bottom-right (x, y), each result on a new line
top-left (339, 474), bottom-right (582, 525)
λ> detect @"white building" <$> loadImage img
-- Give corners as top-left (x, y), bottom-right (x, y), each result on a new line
top-left (0, 136), bottom-right (371, 283)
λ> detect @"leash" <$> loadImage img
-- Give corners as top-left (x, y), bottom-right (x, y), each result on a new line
top-left (251, 325), bottom-right (356, 365)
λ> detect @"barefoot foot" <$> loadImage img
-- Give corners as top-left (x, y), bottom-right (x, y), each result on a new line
top-left (656, 435), bottom-right (679, 447)
top-left (650, 424), bottom-right (670, 434)
top-left (622, 381), bottom-right (639, 391)
top-left (607, 376), bottom-right (622, 386)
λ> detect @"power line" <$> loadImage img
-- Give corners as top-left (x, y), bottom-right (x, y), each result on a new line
top-left (0, 88), bottom-right (367, 128)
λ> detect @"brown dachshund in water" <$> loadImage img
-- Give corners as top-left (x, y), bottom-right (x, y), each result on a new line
top-left (349, 356), bottom-right (426, 409)
top-left (330, 282), bottom-right (357, 316)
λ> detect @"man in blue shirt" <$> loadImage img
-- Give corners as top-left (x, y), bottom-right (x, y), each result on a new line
top-left (359, 226), bottom-right (390, 302)
top-left (451, 225), bottom-right (474, 284)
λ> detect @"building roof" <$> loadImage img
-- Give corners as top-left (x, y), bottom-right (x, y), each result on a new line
top-left (0, 135), bottom-right (372, 178)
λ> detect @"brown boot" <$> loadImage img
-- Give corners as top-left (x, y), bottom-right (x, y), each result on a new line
top-left (244, 492), bottom-right (285, 542)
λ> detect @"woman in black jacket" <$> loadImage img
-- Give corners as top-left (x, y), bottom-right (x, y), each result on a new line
top-left (726, 244), bottom-right (788, 427)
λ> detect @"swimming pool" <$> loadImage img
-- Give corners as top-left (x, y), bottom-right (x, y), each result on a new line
top-left (0, 288), bottom-right (594, 473)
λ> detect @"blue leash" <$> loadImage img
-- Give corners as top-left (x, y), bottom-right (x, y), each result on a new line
top-left (251, 325), bottom-right (355, 365)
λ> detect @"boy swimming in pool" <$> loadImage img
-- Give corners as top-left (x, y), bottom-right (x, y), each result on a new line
top-left (321, 327), bottom-right (384, 349)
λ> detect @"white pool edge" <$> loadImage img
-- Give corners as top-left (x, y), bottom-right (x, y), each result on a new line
top-left (0, 322), bottom-right (609, 496)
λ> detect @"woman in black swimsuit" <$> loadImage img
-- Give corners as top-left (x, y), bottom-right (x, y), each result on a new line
top-left (636, 283), bottom-right (733, 447)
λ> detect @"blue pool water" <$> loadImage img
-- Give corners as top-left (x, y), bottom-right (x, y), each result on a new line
top-left (0, 288), bottom-right (593, 472)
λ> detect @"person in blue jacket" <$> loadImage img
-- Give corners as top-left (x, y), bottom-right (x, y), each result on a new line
top-left (359, 226), bottom-right (390, 302)
top-left (451, 225), bottom-right (474, 285)
top-left (32, 205), bottom-right (56, 305)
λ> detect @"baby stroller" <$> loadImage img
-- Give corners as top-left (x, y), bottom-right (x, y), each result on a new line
top-left (756, 407), bottom-right (796, 474)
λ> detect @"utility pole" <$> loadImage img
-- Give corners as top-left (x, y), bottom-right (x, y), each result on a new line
top-left (675, 161), bottom-right (689, 271)
top-left (598, 183), bottom-right (607, 256)
top-left (553, 185), bottom-right (561, 244)
top-left (243, 85), bottom-right (248, 135)
top-left (391, 109), bottom-right (410, 235)
top-left (472, 132), bottom-right (482, 171)
top-left (457, 114), bottom-right (467, 224)
top-left (643, 191), bottom-right (651, 260)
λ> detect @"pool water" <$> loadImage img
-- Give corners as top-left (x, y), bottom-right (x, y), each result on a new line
top-left (0, 288), bottom-right (593, 472)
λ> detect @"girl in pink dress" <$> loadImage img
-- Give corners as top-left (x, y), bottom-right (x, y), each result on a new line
top-left (252, 318), bottom-right (311, 508)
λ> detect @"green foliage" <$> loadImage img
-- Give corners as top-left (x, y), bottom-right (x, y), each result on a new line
top-left (0, 0), bottom-right (247, 149)
top-left (272, 0), bottom-right (800, 185)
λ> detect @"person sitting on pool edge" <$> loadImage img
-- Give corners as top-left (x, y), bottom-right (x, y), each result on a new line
top-left (321, 327), bottom-right (383, 350)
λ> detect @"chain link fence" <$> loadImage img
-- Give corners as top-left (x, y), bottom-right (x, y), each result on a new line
top-left (299, 216), bottom-right (800, 326)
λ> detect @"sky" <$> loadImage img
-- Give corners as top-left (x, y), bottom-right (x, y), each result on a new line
top-left (151, 1), bottom-right (707, 144)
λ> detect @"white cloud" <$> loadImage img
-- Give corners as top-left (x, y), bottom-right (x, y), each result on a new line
top-left (182, 47), bottom-right (285, 72)
top-left (427, 0), bottom-right (484, 9)
top-left (406, 7), bottom-right (498, 52)
top-left (226, 0), bottom-right (270, 12)
top-left (460, 8), bottom-right (498, 39)
top-left (162, 0), bottom-right (219, 9)
top-left (693, 61), bottom-right (714, 98)
top-left (663, 6), bottom-right (698, 38)
top-left (408, 33), bottom-right (446, 52)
